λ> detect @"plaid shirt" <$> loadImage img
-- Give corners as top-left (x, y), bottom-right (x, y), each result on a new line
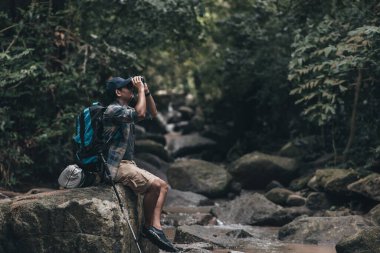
top-left (103, 101), bottom-right (137, 177)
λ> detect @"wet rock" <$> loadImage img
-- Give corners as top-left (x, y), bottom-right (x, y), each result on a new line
top-left (307, 168), bottom-right (360, 196)
top-left (165, 189), bottom-right (210, 207)
top-left (0, 186), bottom-right (158, 253)
top-left (228, 152), bottom-right (299, 189)
top-left (167, 159), bottom-right (231, 198)
top-left (306, 192), bottom-right (331, 210)
top-left (335, 227), bottom-right (380, 253)
top-left (278, 215), bottom-right (372, 244)
top-left (213, 192), bottom-right (284, 225)
top-left (286, 195), bottom-right (306, 206)
top-left (265, 188), bottom-right (294, 206)
top-left (165, 133), bottom-right (216, 158)
top-left (135, 139), bottom-right (171, 162)
top-left (347, 173), bottom-right (380, 201)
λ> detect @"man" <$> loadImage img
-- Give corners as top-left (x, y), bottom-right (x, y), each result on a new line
top-left (103, 76), bottom-right (177, 252)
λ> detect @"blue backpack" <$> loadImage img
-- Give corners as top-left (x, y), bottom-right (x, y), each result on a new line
top-left (73, 102), bottom-right (106, 171)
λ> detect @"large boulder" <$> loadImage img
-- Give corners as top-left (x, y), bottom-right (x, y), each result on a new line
top-left (214, 192), bottom-right (310, 226)
top-left (165, 189), bottom-right (210, 207)
top-left (135, 153), bottom-right (169, 172)
top-left (167, 159), bottom-right (231, 197)
top-left (307, 168), bottom-right (360, 196)
top-left (335, 227), bottom-right (380, 253)
top-left (228, 152), bottom-right (299, 189)
top-left (135, 139), bottom-right (171, 162)
top-left (347, 173), bottom-right (380, 201)
top-left (165, 133), bottom-right (217, 158)
top-left (0, 186), bottom-right (157, 253)
top-left (278, 215), bottom-right (373, 244)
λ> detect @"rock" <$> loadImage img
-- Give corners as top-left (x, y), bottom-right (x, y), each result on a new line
top-left (229, 181), bottom-right (242, 194)
top-left (25, 188), bottom-right (56, 195)
top-left (265, 188), bottom-right (294, 206)
top-left (277, 136), bottom-right (322, 160)
top-left (175, 242), bottom-right (213, 253)
top-left (138, 112), bottom-right (167, 134)
top-left (347, 173), bottom-right (380, 201)
top-left (134, 124), bottom-right (146, 138)
top-left (135, 139), bottom-right (171, 162)
top-left (178, 106), bottom-right (194, 120)
top-left (368, 204), bottom-right (380, 226)
top-left (138, 133), bottom-right (166, 146)
top-left (278, 215), bottom-right (372, 244)
top-left (289, 174), bottom-right (313, 191)
top-left (174, 224), bottom-right (278, 249)
top-left (135, 153), bottom-right (169, 172)
top-left (165, 133), bottom-right (217, 158)
top-left (165, 189), bottom-right (210, 207)
top-left (228, 152), bottom-right (299, 189)
top-left (0, 186), bottom-right (158, 253)
top-left (167, 159), bottom-right (231, 197)
top-left (265, 180), bottom-right (284, 192)
top-left (174, 121), bottom-right (195, 134)
top-left (335, 227), bottom-right (380, 253)
top-left (306, 192), bottom-right (331, 210)
top-left (214, 192), bottom-right (283, 225)
top-left (271, 206), bottom-right (312, 226)
top-left (134, 158), bottom-right (168, 182)
top-left (307, 168), bottom-right (360, 196)
top-left (286, 195), bottom-right (306, 206)
top-left (162, 206), bottom-right (215, 227)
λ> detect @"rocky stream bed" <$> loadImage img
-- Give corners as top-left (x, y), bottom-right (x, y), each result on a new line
top-left (1, 92), bottom-right (380, 253)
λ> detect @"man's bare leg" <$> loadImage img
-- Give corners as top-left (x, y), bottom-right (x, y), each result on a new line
top-left (143, 178), bottom-right (168, 229)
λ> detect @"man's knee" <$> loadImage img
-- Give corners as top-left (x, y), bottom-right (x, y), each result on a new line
top-left (149, 178), bottom-right (168, 193)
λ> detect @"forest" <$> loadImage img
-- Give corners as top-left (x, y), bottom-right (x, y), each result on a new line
top-left (1, 0), bottom-right (379, 188)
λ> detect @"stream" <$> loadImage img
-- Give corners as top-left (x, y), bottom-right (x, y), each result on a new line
top-left (164, 226), bottom-right (337, 253)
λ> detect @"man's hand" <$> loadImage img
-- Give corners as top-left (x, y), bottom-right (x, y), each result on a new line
top-left (132, 76), bottom-right (144, 91)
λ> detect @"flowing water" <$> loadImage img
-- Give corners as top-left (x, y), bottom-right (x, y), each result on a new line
top-left (164, 226), bottom-right (337, 253)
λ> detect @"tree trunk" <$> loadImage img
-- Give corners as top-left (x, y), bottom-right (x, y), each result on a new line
top-left (343, 69), bottom-right (363, 157)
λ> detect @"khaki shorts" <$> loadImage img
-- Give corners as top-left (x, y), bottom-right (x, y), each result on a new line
top-left (114, 160), bottom-right (158, 194)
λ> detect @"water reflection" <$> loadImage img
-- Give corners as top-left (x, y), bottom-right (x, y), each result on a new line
top-left (213, 243), bottom-right (336, 253)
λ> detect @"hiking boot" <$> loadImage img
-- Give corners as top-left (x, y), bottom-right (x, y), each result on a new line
top-left (142, 226), bottom-right (178, 252)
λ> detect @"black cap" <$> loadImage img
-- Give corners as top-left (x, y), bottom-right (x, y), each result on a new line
top-left (105, 77), bottom-right (133, 94)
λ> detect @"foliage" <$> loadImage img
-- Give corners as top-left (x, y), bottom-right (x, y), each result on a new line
top-left (0, 0), bottom-right (201, 187)
top-left (288, 1), bottom-right (380, 161)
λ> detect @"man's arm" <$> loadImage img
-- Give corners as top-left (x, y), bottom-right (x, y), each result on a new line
top-left (132, 76), bottom-right (146, 120)
top-left (144, 83), bottom-right (158, 118)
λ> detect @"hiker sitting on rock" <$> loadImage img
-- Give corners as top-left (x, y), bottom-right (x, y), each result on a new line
top-left (104, 76), bottom-right (177, 252)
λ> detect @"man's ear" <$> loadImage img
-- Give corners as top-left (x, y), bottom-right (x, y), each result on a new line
top-left (115, 89), bottom-right (122, 97)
